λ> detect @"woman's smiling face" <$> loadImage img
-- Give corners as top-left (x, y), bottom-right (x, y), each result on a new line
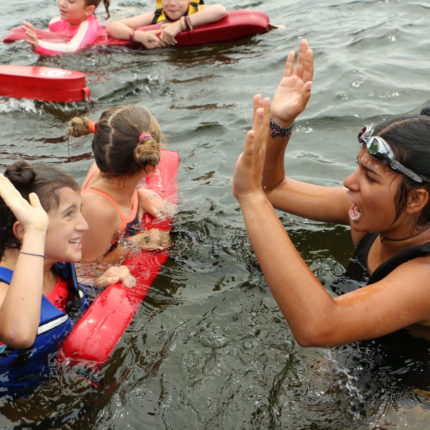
top-left (44, 187), bottom-right (88, 264)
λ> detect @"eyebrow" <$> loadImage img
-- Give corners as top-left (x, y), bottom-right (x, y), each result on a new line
top-left (60, 203), bottom-right (78, 215)
top-left (356, 156), bottom-right (381, 177)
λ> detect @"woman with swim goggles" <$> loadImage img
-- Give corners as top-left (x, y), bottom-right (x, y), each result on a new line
top-left (233, 39), bottom-right (430, 346)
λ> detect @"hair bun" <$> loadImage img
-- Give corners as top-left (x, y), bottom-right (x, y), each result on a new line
top-left (420, 107), bottom-right (430, 116)
top-left (134, 136), bottom-right (161, 166)
top-left (4, 161), bottom-right (35, 187)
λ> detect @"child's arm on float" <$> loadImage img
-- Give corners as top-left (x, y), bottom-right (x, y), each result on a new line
top-left (106, 13), bottom-right (165, 49)
top-left (23, 17), bottom-right (101, 56)
top-left (0, 175), bottom-right (49, 348)
top-left (159, 4), bottom-right (227, 45)
top-left (137, 188), bottom-right (176, 221)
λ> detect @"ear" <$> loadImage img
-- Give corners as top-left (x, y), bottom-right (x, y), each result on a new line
top-left (405, 188), bottom-right (429, 215)
top-left (85, 5), bottom-right (96, 17)
top-left (12, 221), bottom-right (25, 243)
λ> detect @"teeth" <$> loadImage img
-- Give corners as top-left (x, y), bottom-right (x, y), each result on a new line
top-left (349, 203), bottom-right (362, 222)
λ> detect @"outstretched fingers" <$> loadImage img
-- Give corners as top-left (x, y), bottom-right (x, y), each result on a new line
top-left (283, 50), bottom-right (295, 78)
top-left (297, 39), bottom-right (314, 83)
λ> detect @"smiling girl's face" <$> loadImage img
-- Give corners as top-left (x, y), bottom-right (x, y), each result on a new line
top-left (161, 0), bottom-right (190, 21)
top-left (44, 187), bottom-right (88, 264)
top-left (57, 0), bottom-right (96, 24)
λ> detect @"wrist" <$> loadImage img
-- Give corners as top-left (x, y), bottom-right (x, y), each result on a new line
top-left (270, 114), bottom-right (294, 128)
top-left (132, 29), bottom-right (144, 43)
top-left (270, 118), bottom-right (295, 139)
top-left (235, 190), bottom-right (268, 205)
top-left (22, 227), bottom-right (47, 240)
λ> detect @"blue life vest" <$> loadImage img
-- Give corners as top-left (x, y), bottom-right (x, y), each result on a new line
top-left (0, 263), bottom-right (90, 398)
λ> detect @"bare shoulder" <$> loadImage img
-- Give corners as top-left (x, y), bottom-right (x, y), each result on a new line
top-left (81, 192), bottom-right (119, 228)
top-left (0, 282), bottom-right (8, 308)
top-left (373, 255), bottom-right (430, 323)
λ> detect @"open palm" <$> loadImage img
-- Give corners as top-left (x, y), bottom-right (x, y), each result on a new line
top-left (271, 39), bottom-right (314, 123)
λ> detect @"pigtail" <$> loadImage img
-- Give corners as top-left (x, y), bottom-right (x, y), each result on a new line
top-left (134, 133), bottom-right (161, 167)
top-left (420, 107), bottom-right (430, 116)
top-left (68, 117), bottom-right (97, 138)
top-left (102, 0), bottom-right (110, 19)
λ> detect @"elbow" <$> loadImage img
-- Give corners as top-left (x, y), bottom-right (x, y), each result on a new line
top-left (105, 23), bottom-right (115, 34)
top-left (290, 320), bottom-right (338, 348)
top-left (215, 5), bottom-right (228, 20)
top-left (1, 330), bottom-right (36, 349)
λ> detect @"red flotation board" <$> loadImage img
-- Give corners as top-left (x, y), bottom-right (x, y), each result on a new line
top-left (3, 10), bottom-right (270, 49)
top-left (0, 65), bottom-right (91, 102)
top-left (60, 148), bottom-right (179, 366)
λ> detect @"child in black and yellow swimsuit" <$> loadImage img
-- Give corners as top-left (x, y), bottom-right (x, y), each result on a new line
top-left (106, 0), bottom-right (226, 49)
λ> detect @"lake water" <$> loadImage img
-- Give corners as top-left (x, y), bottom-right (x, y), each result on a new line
top-left (1, 0), bottom-right (430, 428)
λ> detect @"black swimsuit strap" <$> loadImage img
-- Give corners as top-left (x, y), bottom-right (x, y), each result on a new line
top-left (369, 241), bottom-right (430, 284)
top-left (353, 232), bottom-right (430, 284)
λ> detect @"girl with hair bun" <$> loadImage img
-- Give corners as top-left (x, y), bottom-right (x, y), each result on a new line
top-left (68, 104), bottom-right (173, 264)
top-left (0, 161), bottom-right (134, 396)
top-left (233, 39), bottom-right (430, 347)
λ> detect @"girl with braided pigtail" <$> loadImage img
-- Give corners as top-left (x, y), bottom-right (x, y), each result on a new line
top-left (68, 104), bottom-right (174, 264)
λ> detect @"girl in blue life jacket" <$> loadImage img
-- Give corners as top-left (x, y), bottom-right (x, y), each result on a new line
top-left (0, 161), bottom-right (135, 398)
top-left (106, 0), bottom-right (227, 49)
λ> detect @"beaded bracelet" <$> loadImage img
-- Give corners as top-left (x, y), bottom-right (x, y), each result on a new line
top-left (184, 16), bottom-right (193, 31)
top-left (270, 118), bottom-right (295, 138)
top-left (19, 251), bottom-right (45, 259)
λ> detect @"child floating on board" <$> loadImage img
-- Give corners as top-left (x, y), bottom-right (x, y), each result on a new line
top-left (22, 0), bottom-right (110, 56)
top-left (68, 105), bottom-right (175, 265)
top-left (106, 0), bottom-right (227, 49)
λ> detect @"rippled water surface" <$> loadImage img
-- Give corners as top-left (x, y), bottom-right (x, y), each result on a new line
top-left (1, 0), bottom-right (430, 428)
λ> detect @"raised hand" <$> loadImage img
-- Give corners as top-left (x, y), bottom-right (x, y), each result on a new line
top-left (271, 39), bottom-right (313, 125)
top-left (233, 97), bottom-right (271, 200)
top-left (0, 173), bottom-right (48, 234)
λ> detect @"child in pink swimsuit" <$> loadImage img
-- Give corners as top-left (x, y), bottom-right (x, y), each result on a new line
top-left (68, 105), bottom-right (173, 264)
top-left (23, 0), bottom-right (110, 56)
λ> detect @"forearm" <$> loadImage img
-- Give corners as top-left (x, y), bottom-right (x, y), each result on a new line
top-left (238, 192), bottom-right (336, 345)
top-left (105, 22), bottom-right (133, 40)
top-left (0, 230), bottom-right (46, 347)
top-left (189, 5), bottom-right (227, 27)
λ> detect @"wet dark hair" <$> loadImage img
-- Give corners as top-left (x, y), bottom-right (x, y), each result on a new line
top-left (86, 0), bottom-right (110, 19)
top-left (373, 108), bottom-right (430, 226)
top-left (68, 105), bottom-right (162, 177)
top-left (0, 161), bottom-right (80, 258)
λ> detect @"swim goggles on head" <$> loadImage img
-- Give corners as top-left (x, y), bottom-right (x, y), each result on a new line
top-left (358, 126), bottom-right (429, 183)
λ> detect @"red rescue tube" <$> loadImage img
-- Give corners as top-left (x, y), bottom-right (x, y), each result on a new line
top-left (0, 65), bottom-right (91, 102)
top-left (4, 10), bottom-right (270, 49)
top-left (60, 149), bottom-right (179, 366)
